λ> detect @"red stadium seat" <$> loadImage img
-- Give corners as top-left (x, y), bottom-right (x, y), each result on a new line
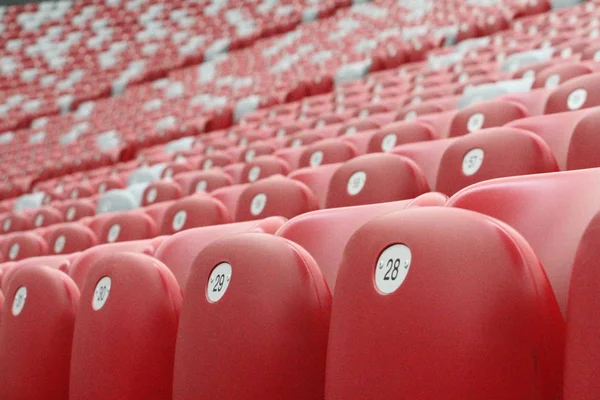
top-left (160, 162), bottom-right (193, 179)
top-left (0, 232), bottom-right (48, 261)
top-left (155, 194), bottom-right (231, 235)
top-left (65, 183), bottom-right (95, 200)
top-left (70, 253), bottom-right (181, 400)
top-left (325, 207), bottom-right (563, 399)
top-left (533, 62), bottom-right (600, 90)
top-left (446, 99), bottom-right (531, 137)
top-left (86, 210), bottom-right (158, 244)
top-left (360, 120), bottom-right (435, 154)
top-left (447, 168), bottom-right (600, 317)
top-left (172, 234), bottom-right (330, 399)
top-left (240, 155), bottom-right (290, 183)
top-left (66, 239), bottom-right (164, 289)
top-left (277, 193), bottom-right (447, 290)
top-left (174, 170), bottom-right (233, 195)
top-left (296, 139), bottom-right (358, 168)
top-left (563, 211), bottom-right (600, 399)
top-left (507, 106), bottom-right (600, 170)
top-left (394, 127), bottom-right (559, 195)
top-left (0, 213), bottom-right (32, 235)
top-left (42, 223), bottom-right (99, 255)
top-left (0, 266), bottom-right (79, 400)
top-left (289, 163), bottom-right (341, 208)
top-left (155, 216), bottom-right (286, 289)
top-left (544, 72), bottom-right (600, 114)
top-left (233, 176), bottom-right (319, 221)
top-left (140, 179), bottom-right (183, 207)
top-left (325, 154), bottom-right (429, 208)
top-left (56, 199), bottom-right (96, 222)
top-left (28, 207), bottom-right (64, 228)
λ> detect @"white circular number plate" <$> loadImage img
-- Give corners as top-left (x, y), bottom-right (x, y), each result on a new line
top-left (561, 47), bottom-right (572, 58)
top-left (8, 243), bottom-right (19, 260)
top-left (207, 262), bottom-right (232, 303)
top-left (375, 244), bottom-right (412, 294)
top-left (92, 276), bottom-right (112, 311)
top-left (203, 159), bottom-right (213, 170)
top-left (54, 235), bottom-right (66, 254)
top-left (66, 206), bottom-right (76, 221)
top-left (3, 218), bottom-right (11, 232)
top-left (345, 126), bottom-right (357, 136)
top-left (146, 188), bottom-right (157, 203)
top-left (467, 112), bottom-right (485, 132)
top-left (310, 151), bottom-right (324, 167)
top-left (12, 286), bottom-right (27, 316)
top-left (247, 166), bottom-right (261, 182)
top-left (381, 133), bottom-right (397, 152)
top-left (195, 180), bottom-right (207, 193)
top-left (347, 171), bottom-right (367, 196)
top-left (107, 224), bottom-right (121, 243)
top-left (245, 149), bottom-right (255, 162)
top-left (523, 69), bottom-right (535, 79)
top-left (172, 210), bottom-right (187, 231)
top-left (291, 138), bottom-right (302, 148)
top-left (250, 193), bottom-right (267, 216)
top-left (462, 148), bottom-right (485, 176)
top-left (567, 88), bottom-right (587, 110)
top-left (404, 110), bottom-right (417, 120)
top-left (34, 214), bottom-right (44, 227)
top-left (545, 74), bottom-right (561, 89)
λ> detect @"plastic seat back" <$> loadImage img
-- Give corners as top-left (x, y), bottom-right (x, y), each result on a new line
top-left (240, 156), bottom-right (290, 183)
top-left (87, 211), bottom-right (158, 244)
top-left (298, 139), bottom-right (358, 168)
top-left (564, 211), bottom-right (600, 399)
top-left (0, 266), bottom-right (79, 400)
top-left (448, 168), bottom-right (600, 316)
top-left (365, 120), bottom-right (434, 154)
top-left (325, 207), bottom-right (564, 400)
top-left (156, 217), bottom-right (286, 288)
top-left (277, 194), bottom-right (447, 290)
top-left (448, 99), bottom-right (529, 137)
top-left (545, 72), bottom-right (600, 114)
top-left (67, 239), bottom-right (160, 289)
top-left (140, 180), bottom-right (183, 206)
top-left (57, 199), bottom-right (96, 222)
top-left (173, 234), bottom-right (330, 400)
top-left (44, 223), bottom-right (98, 255)
top-left (157, 195), bottom-right (231, 235)
top-left (392, 139), bottom-right (454, 189)
top-left (70, 252), bottom-right (181, 400)
top-left (174, 170), bottom-right (233, 195)
top-left (0, 212), bottom-right (32, 234)
top-left (533, 62), bottom-right (597, 90)
top-left (325, 154), bottom-right (429, 208)
top-left (1, 232), bottom-right (48, 262)
top-left (235, 177), bottom-right (319, 222)
top-left (436, 127), bottom-right (559, 196)
top-left (29, 207), bottom-right (64, 228)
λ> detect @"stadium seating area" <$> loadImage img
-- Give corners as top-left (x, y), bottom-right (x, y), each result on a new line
top-left (2, 0), bottom-right (600, 398)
